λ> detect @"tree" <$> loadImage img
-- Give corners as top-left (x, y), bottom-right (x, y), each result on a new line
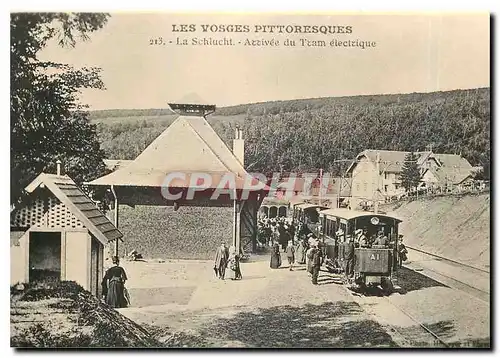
top-left (400, 152), bottom-right (421, 192)
top-left (11, 13), bottom-right (110, 204)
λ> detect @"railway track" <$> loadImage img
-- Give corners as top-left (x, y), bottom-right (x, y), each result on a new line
top-left (380, 295), bottom-right (450, 347)
top-left (403, 247), bottom-right (490, 303)
top-left (346, 285), bottom-right (451, 347)
top-left (406, 246), bottom-right (489, 274)
top-left (344, 246), bottom-right (490, 347)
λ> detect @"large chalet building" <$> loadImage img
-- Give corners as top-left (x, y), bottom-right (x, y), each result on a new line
top-left (346, 149), bottom-right (477, 208)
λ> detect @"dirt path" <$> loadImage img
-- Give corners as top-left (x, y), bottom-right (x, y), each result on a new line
top-left (118, 259), bottom-right (396, 347)
top-left (117, 258), bottom-right (490, 348)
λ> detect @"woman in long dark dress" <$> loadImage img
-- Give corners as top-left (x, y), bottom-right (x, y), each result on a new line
top-left (101, 256), bottom-right (128, 308)
top-left (270, 242), bottom-right (282, 269)
top-left (295, 239), bottom-right (306, 264)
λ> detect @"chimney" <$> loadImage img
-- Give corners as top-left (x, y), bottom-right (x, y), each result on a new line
top-left (233, 126), bottom-right (244, 166)
top-left (56, 160), bottom-right (62, 176)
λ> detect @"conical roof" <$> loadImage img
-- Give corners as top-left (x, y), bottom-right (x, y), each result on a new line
top-left (87, 114), bottom-right (261, 190)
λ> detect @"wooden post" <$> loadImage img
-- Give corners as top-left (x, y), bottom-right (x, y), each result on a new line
top-left (60, 231), bottom-right (66, 280)
top-left (232, 202), bottom-right (244, 253)
top-left (236, 201), bottom-right (242, 254)
top-left (111, 185), bottom-right (119, 257)
top-left (233, 197), bottom-right (237, 249)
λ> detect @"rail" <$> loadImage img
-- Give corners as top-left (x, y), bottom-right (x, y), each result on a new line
top-left (406, 246), bottom-right (489, 274)
top-left (382, 296), bottom-right (450, 348)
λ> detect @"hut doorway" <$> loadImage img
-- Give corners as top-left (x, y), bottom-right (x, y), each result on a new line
top-left (28, 232), bottom-right (62, 283)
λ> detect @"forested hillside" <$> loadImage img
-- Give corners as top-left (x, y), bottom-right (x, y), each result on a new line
top-left (93, 88), bottom-right (490, 176)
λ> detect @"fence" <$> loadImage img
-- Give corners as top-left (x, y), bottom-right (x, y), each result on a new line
top-left (381, 184), bottom-right (490, 208)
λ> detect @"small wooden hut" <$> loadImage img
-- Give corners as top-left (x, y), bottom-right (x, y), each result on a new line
top-left (10, 172), bottom-right (123, 296)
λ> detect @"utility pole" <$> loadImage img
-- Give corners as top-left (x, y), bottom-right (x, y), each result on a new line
top-left (337, 161), bottom-right (345, 209)
top-left (337, 173), bottom-right (342, 209)
top-left (319, 168), bottom-right (323, 206)
top-left (374, 152), bottom-right (380, 214)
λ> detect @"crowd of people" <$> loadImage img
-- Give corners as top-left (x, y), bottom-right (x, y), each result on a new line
top-left (99, 220), bottom-right (409, 311)
top-left (257, 216), bottom-right (295, 252)
top-left (328, 228), bottom-right (408, 283)
top-left (269, 226), bottom-right (326, 285)
top-left (265, 218), bottom-right (409, 286)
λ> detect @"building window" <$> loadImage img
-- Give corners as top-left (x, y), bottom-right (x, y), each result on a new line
top-left (384, 172), bottom-right (389, 180)
top-left (356, 183), bottom-right (360, 192)
top-left (363, 183), bottom-right (367, 192)
top-left (384, 185), bottom-right (389, 192)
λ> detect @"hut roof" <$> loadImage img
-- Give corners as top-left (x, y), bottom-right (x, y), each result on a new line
top-left (21, 173), bottom-right (123, 244)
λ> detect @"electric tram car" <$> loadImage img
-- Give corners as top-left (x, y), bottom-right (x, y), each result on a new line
top-left (293, 204), bottom-right (402, 291)
top-left (292, 202), bottom-right (328, 235)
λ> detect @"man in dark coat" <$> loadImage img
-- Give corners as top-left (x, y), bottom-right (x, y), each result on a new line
top-left (214, 242), bottom-right (229, 280)
top-left (344, 235), bottom-right (355, 283)
top-left (311, 244), bottom-right (323, 285)
top-left (286, 240), bottom-right (295, 271)
top-left (398, 236), bottom-right (408, 268)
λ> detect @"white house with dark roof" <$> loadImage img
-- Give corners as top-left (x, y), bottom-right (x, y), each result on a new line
top-left (10, 172), bottom-right (123, 295)
top-left (420, 154), bottom-right (475, 189)
top-left (346, 149), bottom-right (476, 207)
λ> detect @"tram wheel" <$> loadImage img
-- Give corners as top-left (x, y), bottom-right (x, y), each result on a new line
top-left (381, 277), bottom-right (394, 295)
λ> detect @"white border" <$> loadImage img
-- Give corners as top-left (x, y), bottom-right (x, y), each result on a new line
top-left (2, 1), bottom-right (497, 357)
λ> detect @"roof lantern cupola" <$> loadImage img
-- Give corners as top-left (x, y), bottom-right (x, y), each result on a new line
top-left (168, 103), bottom-right (216, 117)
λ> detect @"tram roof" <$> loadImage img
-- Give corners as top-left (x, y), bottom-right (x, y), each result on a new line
top-left (319, 208), bottom-right (402, 222)
top-left (295, 203), bottom-right (328, 210)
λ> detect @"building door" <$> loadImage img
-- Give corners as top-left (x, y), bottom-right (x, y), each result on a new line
top-left (28, 232), bottom-right (62, 283)
top-left (90, 237), bottom-right (101, 296)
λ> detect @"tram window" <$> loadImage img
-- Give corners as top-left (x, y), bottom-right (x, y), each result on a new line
top-left (330, 220), bottom-right (336, 236)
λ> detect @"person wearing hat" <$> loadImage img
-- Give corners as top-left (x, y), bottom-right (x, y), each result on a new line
top-left (336, 230), bottom-right (346, 270)
top-left (355, 228), bottom-right (369, 248)
top-left (214, 242), bottom-right (229, 280)
top-left (311, 242), bottom-right (323, 285)
top-left (295, 238), bottom-right (307, 264)
top-left (227, 245), bottom-right (243, 280)
top-left (101, 256), bottom-right (129, 308)
top-left (286, 240), bottom-right (295, 271)
top-left (305, 235), bottom-right (315, 276)
top-left (398, 235), bottom-right (408, 267)
top-left (344, 235), bottom-right (355, 283)
top-left (270, 241), bottom-right (282, 269)
top-left (374, 232), bottom-right (388, 247)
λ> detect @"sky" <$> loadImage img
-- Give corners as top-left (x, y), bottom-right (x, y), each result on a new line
top-left (39, 12), bottom-right (490, 110)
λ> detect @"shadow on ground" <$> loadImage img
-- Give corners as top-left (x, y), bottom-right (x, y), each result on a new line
top-left (396, 267), bottom-right (449, 294)
top-left (199, 301), bottom-right (397, 348)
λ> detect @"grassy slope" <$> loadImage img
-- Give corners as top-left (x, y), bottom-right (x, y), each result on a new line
top-left (91, 113), bottom-right (244, 126)
top-left (10, 281), bottom-right (159, 347)
top-left (386, 193), bottom-right (490, 269)
top-left (117, 206), bottom-right (233, 260)
top-left (90, 88), bottom-right (490, 121)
